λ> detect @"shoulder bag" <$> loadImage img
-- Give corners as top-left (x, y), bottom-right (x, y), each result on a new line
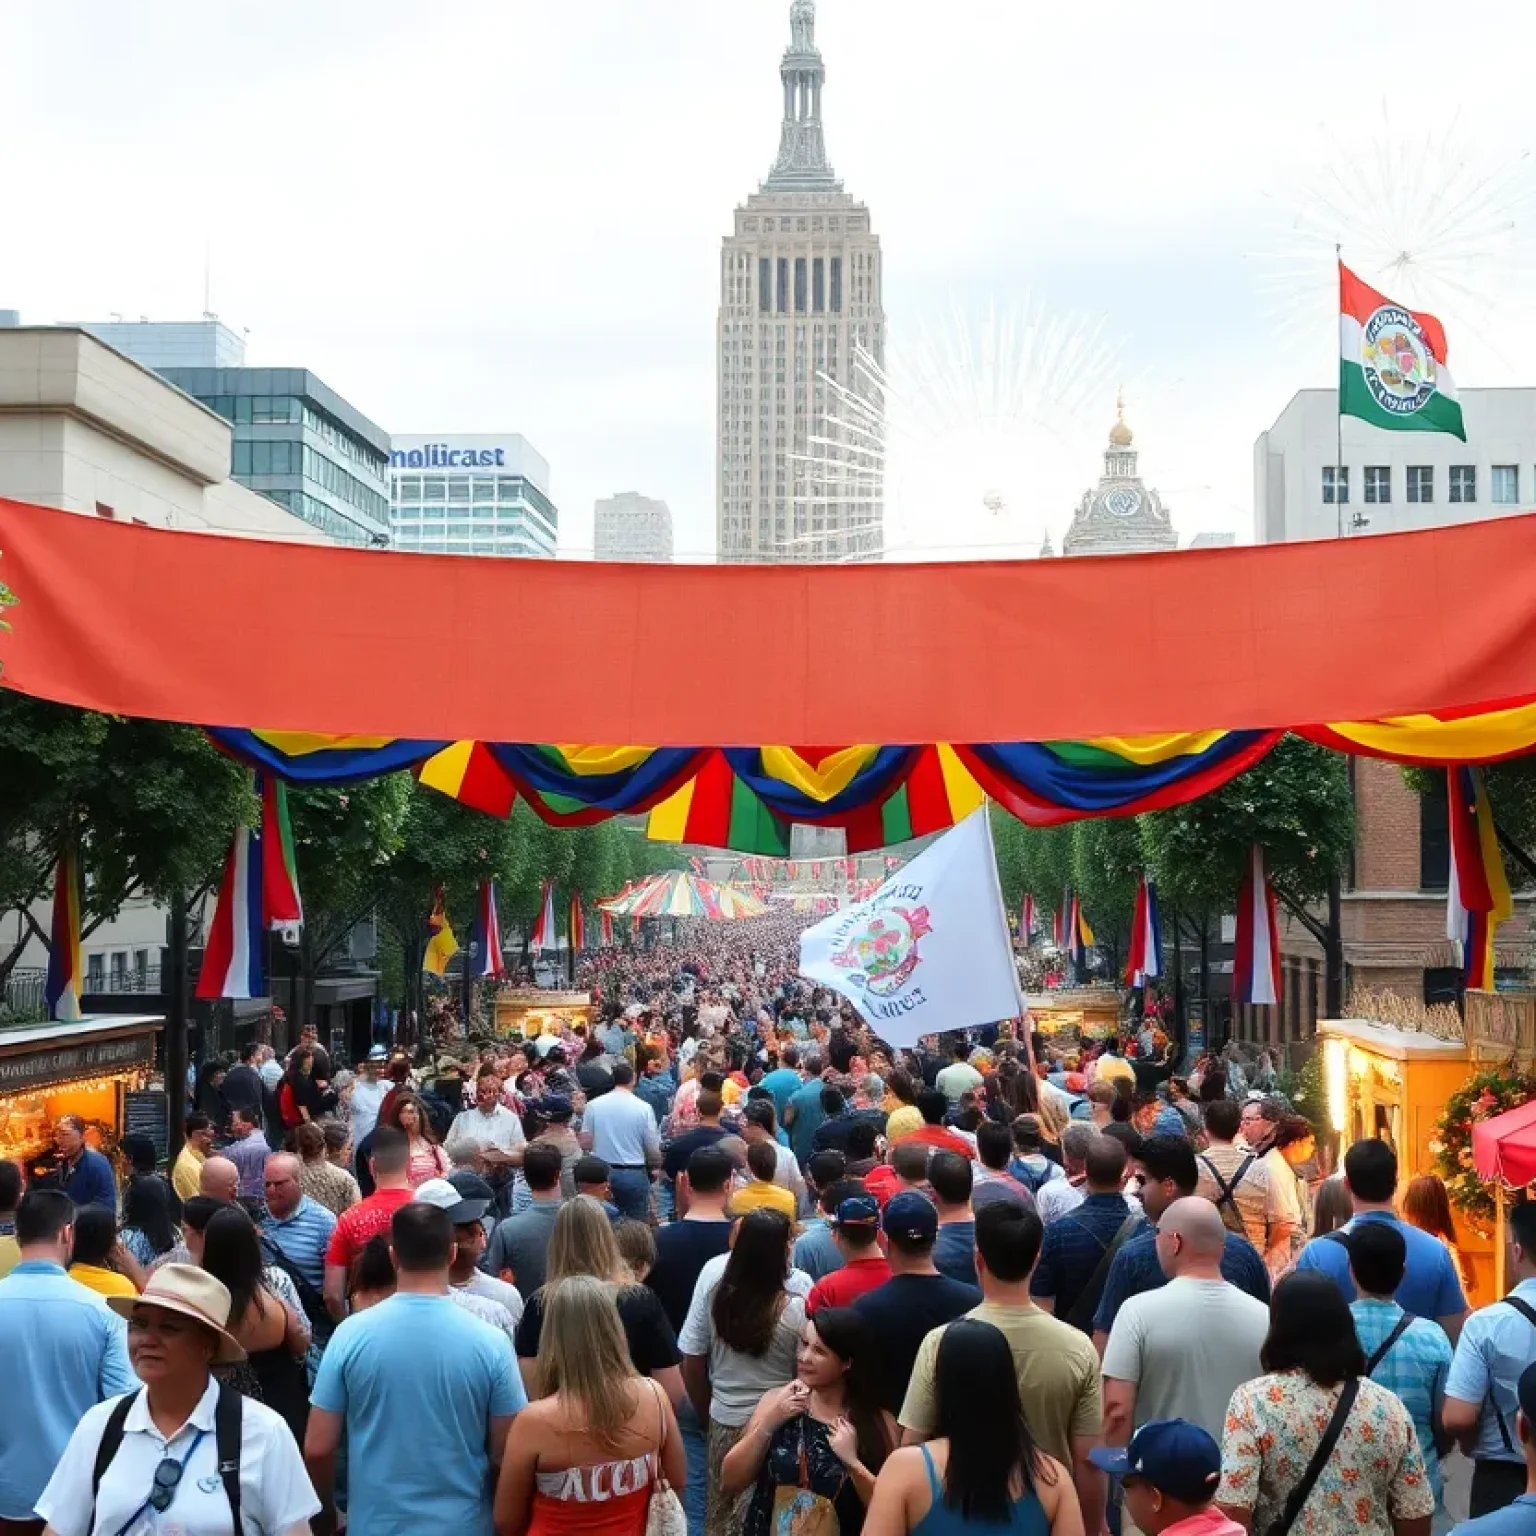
top-left (1263, 1377), bottom-right (1359, 1536)
top-left (645, 1380), bottom-right (687, 1536)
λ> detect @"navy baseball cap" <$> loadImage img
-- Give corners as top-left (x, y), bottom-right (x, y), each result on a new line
top-left (883, 1191), bottom-right (938, 1243)
top-left (830, 1194), bottom-right (880, 1230)
top-left (531, 1094), bottom-right (575, 1119)
top-left (1090, 1420), bottom-right (1222, 1504)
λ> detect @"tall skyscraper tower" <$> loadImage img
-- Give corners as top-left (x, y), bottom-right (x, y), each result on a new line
top-left (717, 0), bottom-right (885, 564)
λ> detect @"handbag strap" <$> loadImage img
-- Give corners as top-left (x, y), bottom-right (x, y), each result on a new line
top-left (1365, 1314), bottom-right (1415, 1377)
top-left (1265, 1378), bottom-right (1359, 1536)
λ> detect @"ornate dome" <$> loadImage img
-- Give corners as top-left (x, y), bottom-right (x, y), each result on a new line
top-left (1108, 395), bottom-right (1133, 448)
top-left (1061, 395), bottom-right (1176, 558)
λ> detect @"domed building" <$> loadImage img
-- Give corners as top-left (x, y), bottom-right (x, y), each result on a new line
top-left (1060, 398), bottom-right (1178, 557)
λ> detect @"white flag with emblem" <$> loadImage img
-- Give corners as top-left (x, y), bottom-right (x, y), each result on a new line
top-left (798, 810), bottom-right (1023, 1048)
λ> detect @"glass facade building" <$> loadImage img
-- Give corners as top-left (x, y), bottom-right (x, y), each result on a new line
top-left (159, 367), bottom-right (391, 547)
top-left (389, 435), bottom-right (557, 558)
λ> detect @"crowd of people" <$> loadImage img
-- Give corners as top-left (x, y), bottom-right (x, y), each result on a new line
top-left (0, 912), bottom-right (1533, 1536)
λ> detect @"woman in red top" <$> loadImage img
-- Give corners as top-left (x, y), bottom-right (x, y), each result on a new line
top-left (495, 1275), bottom-right (686, 1536)
top-left (382, 1090), bottom-right (449, 1187)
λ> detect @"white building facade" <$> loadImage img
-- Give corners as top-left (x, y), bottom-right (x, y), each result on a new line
top-left (594, 492), bottom-right (674, 562)
top-left (1254, 387), bottom-right (1536, 544)
top-left (389, 434), bottom-right (557, 558)
top-left (717, 0), bottom-right (885, 564)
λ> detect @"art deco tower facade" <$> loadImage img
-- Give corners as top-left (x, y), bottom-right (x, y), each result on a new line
top-left (717, 0), bottom-right (885, 563)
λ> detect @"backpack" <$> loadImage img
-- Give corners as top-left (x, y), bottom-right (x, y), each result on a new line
top-left (92, 1383), bottom-right (242, 1531)
top-left (1009, 1155), bottom-right (1057, 1196)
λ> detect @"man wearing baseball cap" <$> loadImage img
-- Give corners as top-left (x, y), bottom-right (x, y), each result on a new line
top-left (413, 1178), bottom-right (521, 1345)
top-left (1090, 1419), bottom-right (1243, 1536)
top-left (805, 1195), bottom-right (891, 1313)
top-left (854, 1191), bottom-right (981, 1412)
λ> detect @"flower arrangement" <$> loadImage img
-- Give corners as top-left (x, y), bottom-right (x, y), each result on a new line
top-left (1431, 1065), bottom-right (1536, 1225)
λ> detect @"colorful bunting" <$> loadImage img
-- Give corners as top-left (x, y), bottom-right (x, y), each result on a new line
top-left (1124, 874), bottom-right (1162, 988)
top-left (569, 893), bottom-right (586, 954)
top-left (423, 887), bottom-right (459, 976)
top-left (260, 776), bottom-right (303, 929)
top-left (45, 846), bottom-right (83, 1020)
top-left (198, 826), bottom-right (265, 1000)
top-left (530, 881), bottom-right (558, 952)
top-left (1233, 847), bottom-right (1281, 1006)
top-left (473, 880), bottom-right (505, 979)
top-left (1447, 766), bottom-right (1513, 991)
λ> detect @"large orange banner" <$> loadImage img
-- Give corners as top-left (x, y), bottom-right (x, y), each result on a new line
top-left (2, 496), bottom-right (1534, 745)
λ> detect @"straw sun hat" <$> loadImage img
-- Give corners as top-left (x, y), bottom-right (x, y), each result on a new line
top-left (106, 1264), bottom-right (248, 1364)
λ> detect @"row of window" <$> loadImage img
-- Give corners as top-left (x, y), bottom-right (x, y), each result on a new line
top-left (200, 393), bottom-right (302, 426)
top-left (1322, 463), bottom-right (1523, 506)
top-left (265, 489), bottom-right (377, 546)
top-left (392, 475), bottom-right (538, 504)
top-left (302, 405), bottom-right (388, 478)
top-left (84, 950), bottom-right (153, 992)
top-left (302, 446), bottom-right (391, 523)
top-left (758, 255), bottom-right (844, 315)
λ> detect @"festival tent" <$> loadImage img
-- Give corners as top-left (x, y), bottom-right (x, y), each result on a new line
top-left (1471, 1097), bottom-right (1536, 1293)
top-left (597, 871), bottom-right (768, 921)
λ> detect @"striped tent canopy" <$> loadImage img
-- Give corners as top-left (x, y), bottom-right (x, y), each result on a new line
top-left (597, 871), bottom-right (769, 921)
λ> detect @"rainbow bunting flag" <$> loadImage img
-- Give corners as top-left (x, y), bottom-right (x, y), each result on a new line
top-left (1124, 873), bottom-right (1162, 988)
top-left (530, 881), bottom-right (558, 952)
top-left (1447, 766), bottom-right (1512, 991)
top-left (1234, 846), bottom-right (1281, 1006)
top-left (259, 776), bottom-right (303, 929)
top-left (423, 887), bottom-right (459, 976)
top-left (474, 880), bottom-right (505, 979)
top-left (569, 894), bottom-right (586, 953)
top-left (45, 847), bottom-right (84, 1021)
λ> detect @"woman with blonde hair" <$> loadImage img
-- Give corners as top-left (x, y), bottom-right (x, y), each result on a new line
top-left (513, 1195), bottom-right (683, 1405)
top-left (495, 1275), bottom-right (686, 1536)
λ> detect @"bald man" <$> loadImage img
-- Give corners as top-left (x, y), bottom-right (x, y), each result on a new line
top-left (199, 1154), bottom-right (240, 1204)
top-left (1101, 1197), bottom-right (1270, 1444)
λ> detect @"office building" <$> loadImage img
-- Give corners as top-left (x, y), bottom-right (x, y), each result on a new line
top-left (717, 0), bottom-right (885, 563)
top-left (68, 315), bottom-right (247, 371)
top-left (1254, 387), bottom-right (1536, 545)
top-left (158, 367), bottom-right (392, 547)
top-left (1061, 400), bottom-right (1178, 556)
top-left (389, 434), bottom-right (557, 558)
top-left (594, 492), bottom-right (674, 562)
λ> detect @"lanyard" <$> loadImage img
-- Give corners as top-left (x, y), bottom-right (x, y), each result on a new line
top-left (110, 1426), bottom-right (208, 1536)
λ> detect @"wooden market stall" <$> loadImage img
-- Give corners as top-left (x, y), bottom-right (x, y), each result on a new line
top-left (492, 989), bottom-right (595, 1040)
top-left (1025, 986), bottom-right (1122, 1046)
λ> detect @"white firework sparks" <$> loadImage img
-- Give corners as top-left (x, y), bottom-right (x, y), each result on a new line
top-left (785, 297), bottom-right (1131, 562)
top-left (1258, 106), bottom-right (1536, 358)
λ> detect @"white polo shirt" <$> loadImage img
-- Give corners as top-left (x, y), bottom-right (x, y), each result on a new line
top-left (447, 1102), bottom-right (526, 1155)
top-left (36, 1377), bottom-right (320, 1536)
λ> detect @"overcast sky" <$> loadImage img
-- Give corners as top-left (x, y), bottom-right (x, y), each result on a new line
top-left (7, 1), bottom-right (1535, 559)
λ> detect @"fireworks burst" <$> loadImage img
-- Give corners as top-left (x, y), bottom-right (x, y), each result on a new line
top-left (1258, 106), bottom-right (1536, 361)
top-left (786, 297), bottom-right (1131, 562)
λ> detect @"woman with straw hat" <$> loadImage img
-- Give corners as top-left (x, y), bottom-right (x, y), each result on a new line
top-left (33, 1264), bottom-right (321, 1536)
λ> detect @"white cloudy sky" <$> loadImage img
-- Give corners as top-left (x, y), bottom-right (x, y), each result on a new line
top-left (6, 1), bottom-right (1535, 559)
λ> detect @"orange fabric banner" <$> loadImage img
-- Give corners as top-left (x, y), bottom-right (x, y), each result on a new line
top-left (2, 496), bottom-right (1536, 745)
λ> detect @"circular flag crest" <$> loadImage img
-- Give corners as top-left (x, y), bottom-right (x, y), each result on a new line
top-left (1361, 305), bottom-right (1439, 416)
top-left (830, 904), bottom-right (932, 997)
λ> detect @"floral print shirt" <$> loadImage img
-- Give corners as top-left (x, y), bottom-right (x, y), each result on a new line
top-left (1219, 1371), bottom-right (1435, 1536)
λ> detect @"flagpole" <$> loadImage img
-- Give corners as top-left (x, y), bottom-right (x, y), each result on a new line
top-left (978, 800), bottom-right (1033, 1073)
top-left (1335, 241), bottom-right (1345, 541)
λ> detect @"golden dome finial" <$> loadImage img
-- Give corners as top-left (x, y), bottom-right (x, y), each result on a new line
top-left (1109, 391), bottom-right (1133, 448)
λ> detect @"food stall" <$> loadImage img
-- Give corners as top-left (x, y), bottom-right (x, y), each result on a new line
top-left (0, 1015), bottom-right (162, 1180)
top-left (1025, 986), bottom-right (1122, 1046)
top-left (493, 989), bottom-right (595, 1040)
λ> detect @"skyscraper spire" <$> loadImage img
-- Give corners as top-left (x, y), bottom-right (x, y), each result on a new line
top-left (764, 0), bottom-right (841, 192)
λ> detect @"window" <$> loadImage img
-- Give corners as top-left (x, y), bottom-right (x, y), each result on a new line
top-left (251, 440), bottom-right (273, 474)
top-left (109, 952), bottom-right (126, 989)
top-left (1450, 465), bottom-right (1476, 503)
top-left (1419, 772), bottom-right (1449, 890)
top-left (133, 949), bottom-right (149, 988)
top-left (830, 257), bottom-right (842, 313)
top-left (758, 257), bottom-right (770, 314)
top-left (94, 501), bottom-right (116, 520)
top-left (1493, 465), bottom-right (1519, 505)
top-left (1364, 466), bottom-right (1390, 504)
top-left (1322, 466), bottom-right (1349, 504)
top-left (1406, 465), bottom-right (1433, 503)
top-left (794, 257), bottom-right (807, 313)
top-left (86, 953), bottom-right (104, 992)
top-left (777, 258), bottom-right (789, 314)
top-left (813, 258), bottom-right (825, 313)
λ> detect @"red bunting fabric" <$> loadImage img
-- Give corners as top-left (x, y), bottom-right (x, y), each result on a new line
top-left (7, 496), bottom-right (1536, 743)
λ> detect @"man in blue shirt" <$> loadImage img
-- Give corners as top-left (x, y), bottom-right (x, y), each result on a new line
top-left (1295, 1139), bottom-right (1468, 1333)
top-left (53, 1114), bottom-right (117, 1211)
top-left (1092, 1134), bottom-right (1270, 1346)
top-left (1453, 1360), bottom-right (1536, 1536)
top-left (307, 1201), bottom-right (526, 1536)
top-left (0, 1189), bottom-right (137, 1524)
top-left (1448, 1202), bottom-right (1536, 1519)
top-left (758, 1045), bottom-right (804, 1121)
top-left (1033, 1134), bottom-right (1141, 1333)
top-left (635, 1048), bottom-right (677, 1127)
top-left (783, 1049), bottom-right (829, 1167)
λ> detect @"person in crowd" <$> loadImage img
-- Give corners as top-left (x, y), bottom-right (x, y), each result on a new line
top-left (1093, 1133), bottom-right (1271, 1346)
top-left (812, 1085), bottom-right (861, 1156)
top-left (493, 1273), bottom-right (685, 1536)
top-left (904, 1090), bottom-right (976, 1159)
top-left (665, 1091), bottom-right (741, 1188)
top-left (729, 1139), bottom-right (798, 1220)
top-left (517, 1095), bottom-right (583, 1205)
top-left (577, 1061), bottom-right (661, 1222)
top-left (293, 1121), bottom-right (360, 1217)
top-left (1038, 1125), bottom-right (1103, 1226)
top-left (279, 1047), bottom-right (325, 1132)
top-left (223, 1106), bottom-right (273, 1205)
top-left (118, 1175), bottom-right (181, 1270)
top-left (572, 1155), bottom-right (622, 1218)
top-left (53, 1115), bottom-right (117, 1212)
top-left (854, 1192), bottom-right (981, 1414)
top-left (199, 1153), bottom-right (240, 1205)
top-left (866, 1142), bottom-right (932, 1210)
top-left (741, 1099), bottom-right (807, 1209)
top-left (349, 1234), bottom-right (397, 1313)
top-left (450, 1065), bottom-right (527, 1167)
top-left (929, 1151), bottom-right (979, 1288)
top-left (1313, 1178), bottom-right (1353, 1238)
top-left (649, 1146), bottom-right (736, 1331)
top-left (900, 1204), bottom-right (1105, 1536)
top-left (199, 1204), bottom-right (311, 1442)
top-left (150, 1194), bottom-right (227, 1274)
top-left (514, 1196), bottom-right (682, 1405)
top-left (1405, 1174), bottom-right (1476, 1302)
top-left (972, 1122), bottom-right (1034, 1213)
top-left (348, 1047), bottom-right (391, 1160)
top-left (1342, 1220), bottom-right (1454, 1518)
top-left (294, 1025), bottom-right (334, 1087)
top-left (1235, 1097), bottom-right (1306, 1274)
top-left (223, 1038), bottom-right (268, 1126)
top-left (35, 1264), bottom-right (321, 1536)
top-left (196, 1059), bottom-right (232, 1127)
top-left (795, 1155), bottom-right (854, 1281)
top-left (381, 1090), bottom-right (450, 1188)
top-left (258, 1151), bottom-right (337, 1344)
top-left (1194, 1099), bottom-right (1287, 1266)
top-left (1009, 1115), bottom-right (1065, 1197)
top-left (0, 1161), bottom-right (19, 1280)
top-left (1218, 1271), bottom-right (1434, 1536)
top-left (883, 1069), bottom-right (925, 1146)
top-left (723, 1308), bottom-right (896, 1535)
top-left (1090, 1419), bottom-right (1241, 1536)
top-left (1102, 1197), bottom-right (1269, 1444)
top-left (1296, 1139), bottom-right (1468, 1339)
top-left (323, 1125), bottom-right (416, 1320)
top-left (172, 1112), bottom-right (215, 1202)
top-left (1451, 1360), bottom-right (1536, 1536)
top-left (758, 1044), bottom-right (804, 1122)
top-left (0, 1190), bottom-right (137, 1531)
top-left (635, 1043), bottom-right (678, 1128)
top-left (67, 1206), bottom-right (143, 1298)
top-left (409, 1177), bottom-right (521, 1348)
top-left (678, 1208), bottom-right (811, 1536)
top-left (807, 1195), bottom-right (892, 1313)
top-left (486, 1143), bottom-right (567, 1300)
top-left (614, 1219), bottom-right (656, 1285)
top-left (1446, 1201), bottom-right (1536, 1517)
top-left (307, 1202), bottom-right (527, 1536)
top-left (1032, 1136), bottom-right (1141, 1333)
top-left (440, 1171), bottom-right (525, 1322)
top-left (936, 1040), bottom-right (984, 1104)
top-left (872, 1317), bottom-right (1084, 1536)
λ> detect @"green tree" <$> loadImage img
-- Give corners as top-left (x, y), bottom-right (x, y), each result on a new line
top-left (1071, 817), bottom-right (1144, 976)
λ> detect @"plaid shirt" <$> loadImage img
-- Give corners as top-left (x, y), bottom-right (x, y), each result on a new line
top-left (1351, 1298), bottom-right (1453, 1497)
top-left (1031, 1192), bottom-right (1137, 1328)
top-left (1094, 1221), bottom-right (1271, 1334)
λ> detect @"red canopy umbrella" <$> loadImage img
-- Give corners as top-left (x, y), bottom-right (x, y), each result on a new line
top-left (1471, 1097), bottom-right (1536, 1294)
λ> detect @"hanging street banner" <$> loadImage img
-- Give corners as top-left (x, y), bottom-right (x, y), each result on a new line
top-left (799, 810), bottom-right (1022, 1048)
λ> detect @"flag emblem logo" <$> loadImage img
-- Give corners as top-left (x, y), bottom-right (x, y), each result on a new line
top-left (831, 905), bottom-right (932, 996)
top-left (1361, 306), bottom-right (1438, 415)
